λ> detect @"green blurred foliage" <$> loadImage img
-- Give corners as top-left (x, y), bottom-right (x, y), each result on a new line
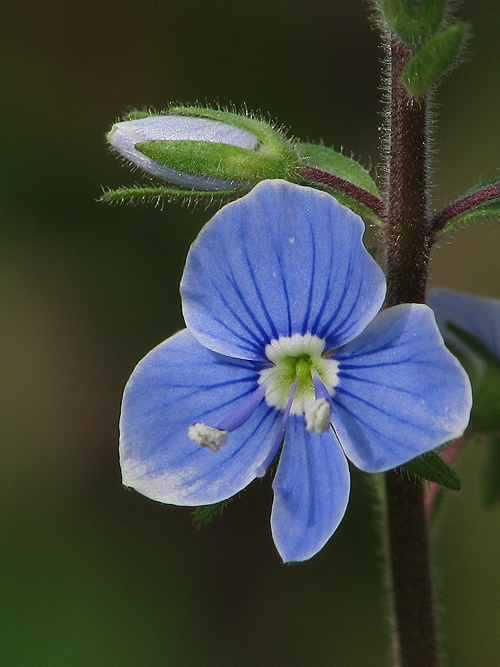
top-left (0, 1), bottom-right (499, 665)
top-left (376, 0), bottom-right (447, 45)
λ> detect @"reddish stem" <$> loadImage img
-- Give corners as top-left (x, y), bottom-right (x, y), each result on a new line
top-left (382, 35), bottom-right (439, 667)
top-left (299, 165), bottom-right (386, 219)
top-left (431, 183), bottom-right (500, 234)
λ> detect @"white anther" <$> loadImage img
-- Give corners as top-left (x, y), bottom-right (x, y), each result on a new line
top-left (254, 465), bottom-right (266, 478)
top-left (305, 398), bottom-right (331, 434)
top-left (188, 423), bottom-right (228, 451)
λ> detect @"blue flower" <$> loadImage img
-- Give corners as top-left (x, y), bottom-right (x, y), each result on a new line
top-left (428, 287), bottom-right (500, 432)
top-left (427, 288), bottom-right (500, 363)
top-left (120, 180), bottom-right (472, 562)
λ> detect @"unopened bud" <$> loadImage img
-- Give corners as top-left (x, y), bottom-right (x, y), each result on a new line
top-left (107, 106), bottom-right (299, 193)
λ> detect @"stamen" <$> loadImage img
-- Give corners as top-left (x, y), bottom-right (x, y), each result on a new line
top-left (217, 384), bottom-right (267, 432)
top-left (255, 378), bottom-right (299, 477)
top-left (188, 384), bottom-right (266, 453)
top-left (305, 398), bottom-right (331, 434)
top-left (188, 423), bottom-right (228, 452)
top-left (311, 368), bottom-right (333, 402)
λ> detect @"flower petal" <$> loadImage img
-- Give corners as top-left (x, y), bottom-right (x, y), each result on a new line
top-left (181, 180), bottom-right (386, 360)
top-left (331, 304), bottom-right (472, 472)
top-left (120, 329), bottom-right (280, 505)
top-left (427, 287), bottom-right (500, 360)
top-left (271, 416), bottom-right (350, 562)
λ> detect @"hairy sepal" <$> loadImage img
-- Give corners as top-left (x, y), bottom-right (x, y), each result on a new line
top-left (402, 23), bottom-right (469, 98)
top-left (101, 185), bottom-right (246, 206)
top-left (377, 0), bottom-right (448, 45)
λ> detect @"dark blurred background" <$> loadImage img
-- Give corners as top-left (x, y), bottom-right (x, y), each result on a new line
top-left (1, 1), bottom-right (499, 665)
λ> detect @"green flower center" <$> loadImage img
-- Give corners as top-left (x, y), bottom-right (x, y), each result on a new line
top-left (259, 333), bottom-right (339, 415)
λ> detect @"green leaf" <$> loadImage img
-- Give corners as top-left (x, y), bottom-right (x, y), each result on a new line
top-left (377, 0), bottom-right (448, 45)
top-left (402, 23), bottom-right (469, 98)
top-left (464, 175), bottom-right (500, 196)
top-left (399, 450), bottom-right (462, 490)
top-left (367, 246), bottom-right (378, 259)
top-left (295, 142), bottom-right (380, 196)
top-left (481, 433), bottom-right (500, 507)
top-left (192, 500), bottom-right (231, 526)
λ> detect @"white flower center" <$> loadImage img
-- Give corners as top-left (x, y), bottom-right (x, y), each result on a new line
top-left (258, 333), bottom-right (339, 415)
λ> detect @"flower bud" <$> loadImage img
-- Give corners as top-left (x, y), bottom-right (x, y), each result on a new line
top-left (107, 107), bottom-right (299, 192)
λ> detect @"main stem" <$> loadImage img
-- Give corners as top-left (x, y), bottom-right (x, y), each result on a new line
top-left (382, 35), bottom-right (439, 667)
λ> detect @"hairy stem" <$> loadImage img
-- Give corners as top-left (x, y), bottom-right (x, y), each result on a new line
top-left (382, 34), bottom-right (440, 667)
top-left (384, 37), bottom-right (431, 305)
top-left (385, 471), bottom-right (439, 667)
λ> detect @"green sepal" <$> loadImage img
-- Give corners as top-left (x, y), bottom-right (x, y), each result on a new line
top-left (192, 500), bottom-right (231, 526)
top-left (480, 433), bottom-right (500, 507)
top-left (101, 185), bottom-right (248, 205)
top-left (377, 0), bottom-right (448, 44)
top-left (168, 105), bottom-right (299, 180)
top-left (169, 106), bottom-right (297, 160)
top-left (399, 450), bottom-right (462, 490)
top-left (296, 142), bottom-right (380, 196)
top-left (136, 139), bottom-right (296, 183)
top-left (437, 175), bottom-right (500, 236)
top-left (402, 23), bottom-right (469, 98)
top-left (121, 109), bottom-right (154, 121)
top-left (446, 324), bottom-right (500, 433)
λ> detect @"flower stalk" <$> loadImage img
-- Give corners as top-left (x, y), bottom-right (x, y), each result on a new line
top-left (384, 35), bottom-right (432, 307)
top-left (382, 32), bottom-right (440, 667)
